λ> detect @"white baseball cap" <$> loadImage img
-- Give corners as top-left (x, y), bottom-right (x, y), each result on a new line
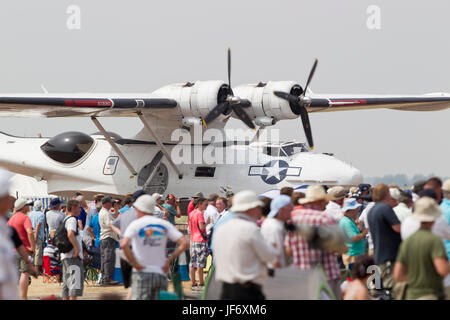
top-left (151, 193), bottom-right (163, 200)
top-left (133, 194), bottom-right (156, 214)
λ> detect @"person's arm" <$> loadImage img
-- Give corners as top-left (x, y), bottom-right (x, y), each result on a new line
top-left (433, 257), bottom-right (450, 277)
top-left (77, 219), bottom-right (84, 231)
top-left (120, 237), bottom-right (144, 271)
top-left (175, 201), bottom-right (181, 218)
top-left (198, 214), bottom-right (206, 231)
top-left (67, 229), bottom-right (81, 259)
top-left (86, 225), bottom-right (95, 241)
top-left (26, 227), bottom-right (36, 253)
top-left (110, 224), bottom-right (121, 237)
top-left (16, 245), bottom-right (38, 277)
top-left (393, 261), bottom-right (408, 282)
top-left (35, 221), bottom-right (41, 240)
top-left (163, 236), bottom-right (189, 273)
top-left (350, 229), bottom-right (368, 242)
top-left (250, 227), bottom-right (277, 264)
top-left (391, 224), bottom-right (401, 233)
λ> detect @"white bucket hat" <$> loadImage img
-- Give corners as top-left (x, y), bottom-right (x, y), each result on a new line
top-left (412, 196), bottom-right (442, 222)
top-left (298, 185), bottom-right (333, 204)
top-left (133, 194), bottom-right (156, 214)
top-left (230, 190), bottom-right (263, 213)
top-left (14, 198), bottom-right (32, 210)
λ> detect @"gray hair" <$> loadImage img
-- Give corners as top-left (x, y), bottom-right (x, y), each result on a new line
top-left (398, 190), bottom-right (413, 204)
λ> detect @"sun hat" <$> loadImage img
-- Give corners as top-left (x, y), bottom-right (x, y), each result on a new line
top-left (298, 185), bottom-right (333, 204)
top-left (49, 198), bottom-right (63, 209)
top-left (14, 198), bottom-right (32, 210)
top-left (152, 193), bottom-right (163, 200)
top-left (230, 190), bottom-right (264, 213)
top-left (442, 179), bottom-right (450, 193)
top-left (412, 196), bottom-right (442, 222)
top-left (267, 195), bottom-right (292, 218)
top-left (342, 198), bottom-right (362, 212)
top-left (133, 194), bottom-right (156, 214)
top-left (327, 186), bottom-right (347, 200)
top-left (390, 188), bottom-right (402, 202)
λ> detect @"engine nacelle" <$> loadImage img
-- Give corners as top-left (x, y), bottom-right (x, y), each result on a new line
top-left (254, 116), bottom-right (276, 127)
top-left (150, 80), bottom-right (230, 120)
top-left (233, 81), bottom-right (303, 121)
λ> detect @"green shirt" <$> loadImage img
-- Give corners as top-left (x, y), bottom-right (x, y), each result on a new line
top-left (162, 203), bottom-right (177, 225)
top-left (338, 216), bottom-right (365, 256)
top-left (397, 228), bottom-right (447, 299)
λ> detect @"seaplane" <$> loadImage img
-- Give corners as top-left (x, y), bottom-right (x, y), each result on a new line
top-left (0, 49), bottom-right (449, 199)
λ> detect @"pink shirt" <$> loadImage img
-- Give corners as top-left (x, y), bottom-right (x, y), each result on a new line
top-left (8, 212), bottom-right (33, 252)
top-left (188, 209), bottom-right (206, 243)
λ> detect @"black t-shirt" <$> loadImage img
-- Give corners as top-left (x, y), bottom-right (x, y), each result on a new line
top-left (367, 202), bottom-right (401, 264)
top-left (9, 225), bottom-right (23, 249)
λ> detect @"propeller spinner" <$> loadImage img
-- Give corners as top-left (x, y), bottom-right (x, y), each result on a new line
top-left (203, 48), bottom-right (255, 129)
top-left (273, 58), bottom-right (318, 150)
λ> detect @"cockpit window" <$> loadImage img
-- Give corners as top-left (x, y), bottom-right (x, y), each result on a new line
top-left (41, 131), bottom-right (94, 164)
top-left (280, 143), bottom-right (309, 157)
top-left (262, 146), bottom-right (280, 157)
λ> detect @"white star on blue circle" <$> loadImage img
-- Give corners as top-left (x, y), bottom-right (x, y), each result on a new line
top-left (261, 160), bottom-right (289, 184)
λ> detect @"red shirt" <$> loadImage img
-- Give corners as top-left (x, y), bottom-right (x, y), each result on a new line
top-left (188, 209), bottom-right (206, 243)
top-left (8, 212), bottom-right (33, 253)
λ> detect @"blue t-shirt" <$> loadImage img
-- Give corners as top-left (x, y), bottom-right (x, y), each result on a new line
top-left (77, 207), bottom-right (87, 229)
top-left (162, 203), bottom-right (177, 225)
top-left (440, 198), bottom-right (450, 259)
top-left (339, 216), bottom-right (365, 256)
top-left (119, 205), bottom-right (131, 214)
top-left (29, 210), bottom-right (45, 240)
top-left (88, 213), bottom-right (101, 247)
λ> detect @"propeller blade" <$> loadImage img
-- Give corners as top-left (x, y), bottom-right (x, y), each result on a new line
top-left (228, 47), bottom-right (231, 88)
top-left (237, 98), bottom-right (251, 108)
top-left (303, 58), bottom-right (318, 94)
top-left (298, 105), bottom-right (314, 150)
top-left (203, 102), bottom-right (229, 126)
top-left (273, 91), bottom-right (300, 104)
top-left (231, 105), bottom-right (255, 129)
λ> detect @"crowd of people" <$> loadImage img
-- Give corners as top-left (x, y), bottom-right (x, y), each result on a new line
top-left (0, 166), bottom-right (449, 300)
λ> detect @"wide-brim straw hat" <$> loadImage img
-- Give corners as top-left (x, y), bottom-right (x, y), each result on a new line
top-left (298, 185), bottom-right (334, 204)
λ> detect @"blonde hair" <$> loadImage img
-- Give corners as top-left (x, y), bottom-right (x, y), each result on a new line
top-left (372, 183), bottom-right (389, 202)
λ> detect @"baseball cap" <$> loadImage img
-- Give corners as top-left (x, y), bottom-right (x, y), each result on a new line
top-left (357, 184), bottom-right (371, 193)
top-left (342, 198), bottom-right (362, 212)
top-left (102, 196), bottom-right (113, 205)
top-left (152, 193), bottom-right (163, 200)
top-left (327, 186), bottom-right (346, 200)
top-left (267, 195), bottom-right (292, 218)
top-left (132, 190), bottom-right (147, 201)
top-left (14, 198), bottom-right (32, 210)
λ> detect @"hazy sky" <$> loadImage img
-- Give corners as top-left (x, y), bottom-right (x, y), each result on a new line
top-left (0, 0), bottom-right (448, 179)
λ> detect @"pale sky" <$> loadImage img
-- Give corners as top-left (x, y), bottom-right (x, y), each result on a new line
top-left (0, 0), bottom-right (448, 179)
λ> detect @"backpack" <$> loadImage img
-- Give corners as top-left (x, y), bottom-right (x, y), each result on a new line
top-left (52, 216), bottom-right (78, 253)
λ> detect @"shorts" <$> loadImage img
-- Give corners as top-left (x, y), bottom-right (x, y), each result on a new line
top-left (189, 242), bottom-right (208, 268)
top-left (16, 252), bottom-right (31, 274)
top-left (62, 257), bottom-right (84, 298)
top-left (131, 272), bottom-right (168, 300)
top-left (120, 258), bottom-right (133, 289)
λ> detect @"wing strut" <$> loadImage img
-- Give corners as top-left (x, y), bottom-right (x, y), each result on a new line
top-left (91, 116), bottom-right (138, 176)
top-left (136, 111), bottom-right (183, 179)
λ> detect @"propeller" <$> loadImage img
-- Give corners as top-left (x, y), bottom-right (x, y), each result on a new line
top-left (273, 58), bottom-right (318, 150)
top-left (203, 48), bottom-right (255, 129)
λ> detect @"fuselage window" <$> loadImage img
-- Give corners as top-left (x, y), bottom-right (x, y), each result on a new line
top-left (195, 167), bottom-right (216, 177)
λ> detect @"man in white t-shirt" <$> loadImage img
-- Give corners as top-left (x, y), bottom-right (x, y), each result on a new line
top-left (204, 194), bottom-right (219, 237)
top-left (120, 195), bottom-right (189, 300)
top-left (152, 193), bottom-right (168, 220)
top-left (60, 199), bottom-right (84, 300)
top-left (261, 194), bottom-right (293, 270)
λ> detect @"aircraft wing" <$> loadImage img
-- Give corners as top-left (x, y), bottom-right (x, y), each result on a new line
top-left (307, 93), bottom-right (450, 113)
top-left (0, 95), bottom-right (178, 117)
